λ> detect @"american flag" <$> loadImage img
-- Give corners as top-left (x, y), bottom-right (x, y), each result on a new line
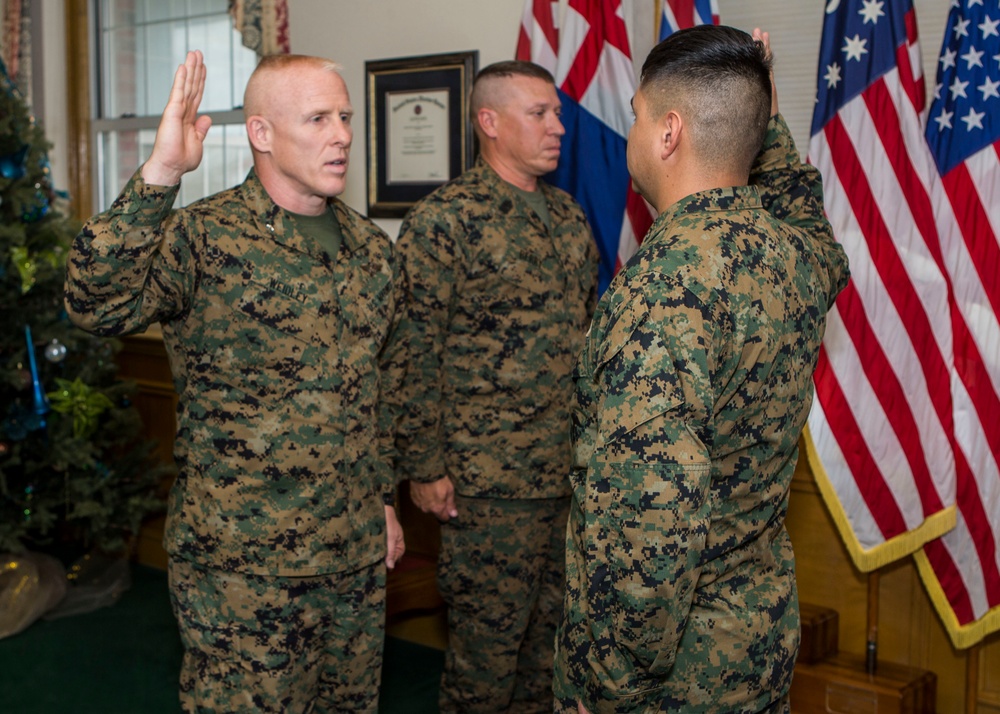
top-left (659, 0), bottom-right (719, 41)
top-left (918, 0), bottom-right (1000, 648)
top-left (515, 0), bottom-right (560, 74)
top-left (805, 0), bottom-right (959, 590)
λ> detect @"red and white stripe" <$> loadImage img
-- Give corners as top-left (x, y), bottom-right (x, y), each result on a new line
top-left (515, 0), bottom-right (560, 75)
top-left (920, 135), bottom-right (1000, 640)
top-left (806, 17), bottom-right (957, 565)
top-left (809, 0), bottom-right (1000, 645)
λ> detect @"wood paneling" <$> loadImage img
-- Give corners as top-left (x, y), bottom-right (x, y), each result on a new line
top-left (117, 334), bottom-right (177, 570)
top-left (788, 436), bottom-right (1000, 713)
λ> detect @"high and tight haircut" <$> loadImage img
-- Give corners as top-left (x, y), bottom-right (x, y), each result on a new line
top-left (469, 60), bottom-right (556, 123)
top-left (243, 54), bottom-right (342, 120)
top-left (639, 25), bottom-right (772, 178)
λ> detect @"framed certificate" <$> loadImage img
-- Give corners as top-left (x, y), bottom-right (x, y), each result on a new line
top-left (365, 50), bottom-right (478, 218)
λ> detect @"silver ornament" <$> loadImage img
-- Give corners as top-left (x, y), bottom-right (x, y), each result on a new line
top-left (43, 339), bottom-right (67, 363)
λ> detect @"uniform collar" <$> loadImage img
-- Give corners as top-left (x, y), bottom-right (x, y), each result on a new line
top-left (238, 169), bottom-right (363, 255)
top-left (473, 157), bottom-right (574, 229)
top-left (648, 185), bottom-right (762, 241)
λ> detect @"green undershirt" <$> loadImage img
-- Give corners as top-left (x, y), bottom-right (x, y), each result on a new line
top-left (509, 183), bottom-right (552, 232)
top-left (286, 204), bottom-right (342, 262)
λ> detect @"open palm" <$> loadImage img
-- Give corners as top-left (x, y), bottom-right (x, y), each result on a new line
top-left (141, 50), bottom-right (214, 187)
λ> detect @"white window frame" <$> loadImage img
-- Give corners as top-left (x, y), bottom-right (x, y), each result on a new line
top-left (91, 0), bottom-right (257, 209)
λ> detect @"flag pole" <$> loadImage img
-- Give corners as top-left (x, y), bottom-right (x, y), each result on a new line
top-left (965, 642), bottom-right (980, 713)
top-left (865, 569), bottom-right (879, 674)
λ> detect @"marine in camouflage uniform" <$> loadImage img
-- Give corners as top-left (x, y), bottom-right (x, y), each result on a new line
top-left (65, 53), bottom-right (403, 713)
top-left (392, 62), bottom-right (599, 714)
top-left (554, 28), bottom-right (850, 714)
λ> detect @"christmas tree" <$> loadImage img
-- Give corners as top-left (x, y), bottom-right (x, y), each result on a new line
top-left (0, 58), bottom-right (168, 557)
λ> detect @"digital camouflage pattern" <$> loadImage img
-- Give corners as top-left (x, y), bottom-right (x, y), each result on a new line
top-left (170, 558), bottom-right (385, 713)
top-left (554, 115), bottom-right (850, 713)
top-left (390, 158), bottom-right (598, 711)
top-left (392, 158), bottom-right (599, 499)
top-left (437, 495), bottom-right (569, 713)
top-left (65, 169), bottom-right (403, 577)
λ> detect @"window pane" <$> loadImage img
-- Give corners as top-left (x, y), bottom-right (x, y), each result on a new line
top-left (195, 0), bottom-right (229, 16)
top-left (98, 127), bottom-right (251, 210)
top-left (177, 151), bottom-right (209, 208)
top-left (232, 41), bottom-right (257, 109)
top-left (99, 128), bottom-right (156, 209)
top-left (103, 0), bottom-right (144, 29)
top-left (190, 16), bottom-right (237, 112)
top-left (225, 124), bottom-right (253, 185)
top-left (143, 0), bottom-right (187, 23)
top-left (174, 126), bottom-right (252, 207)
top-left (96, 1), bottom-right (257, 209)
top-left (102, 27), bottom-right (142, 117)
top-left (144, 20), bottom-right (188, 117)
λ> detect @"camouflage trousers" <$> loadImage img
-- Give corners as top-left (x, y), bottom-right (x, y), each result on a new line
top-left (554, 694), bottom-right (791, 713)
top-left (168, 557), bottom-right (385, 713)
top-left (437, 494), bottom-right (570, 714)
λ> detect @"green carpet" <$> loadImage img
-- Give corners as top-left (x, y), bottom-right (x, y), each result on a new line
top-left (0, 564), bottom-right (442, 713)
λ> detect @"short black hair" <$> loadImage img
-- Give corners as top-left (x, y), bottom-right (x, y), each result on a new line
top-left (639, 25), bottom-right (772, 177)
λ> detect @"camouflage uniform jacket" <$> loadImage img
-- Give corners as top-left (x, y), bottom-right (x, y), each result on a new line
top-left (392, 158), bottom-right (599, 499)
top-left (555, 116), bottom-right (850, 712)
top-left (65, 169), bottom-right (403, 577)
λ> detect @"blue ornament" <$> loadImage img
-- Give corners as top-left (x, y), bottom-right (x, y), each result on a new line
top-left (24, 325), bottom-right (50, 416)
top-left (23, 189), bottom-right (50, 222)
top-left (0, 145), bottom-right (29, 179)
top-left (4, 417), bottom-right (28, 441)
top-left (3, 404), bottom-right (44, 441)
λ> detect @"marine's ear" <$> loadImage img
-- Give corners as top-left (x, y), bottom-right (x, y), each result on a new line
top-left (660, 110), bottom-right (683, 161)
top-left (246, 116), bottom-right (272, 153)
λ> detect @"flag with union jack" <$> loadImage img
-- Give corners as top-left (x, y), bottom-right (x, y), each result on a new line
top-left (515, 0), bottom-right (720, 293)
top-left (540, 0), bottom-right (649, 294)
top-left (516, 0), bottom-right (560, 74)
top-left (659, 0), bottom-right (719, 41)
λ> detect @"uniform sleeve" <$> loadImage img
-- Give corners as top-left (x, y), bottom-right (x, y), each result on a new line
top-left (390, 203), bottom-right (460, 484)
top-left (750, 114), bottom-right (850, 308)
top-left (376, 248), bottom-right (409, 504)
top-left (64, 169), bottom-right (194, 336)
top-left (572, 281), bottom-right (715, 712)
top-left (585, 236), bottom-right (600, 319)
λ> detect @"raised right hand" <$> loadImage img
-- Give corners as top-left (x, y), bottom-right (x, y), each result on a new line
top-left (141, 50), bottom-right (213, 187)
top-left (752, 28), bottom-right (779, 117)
